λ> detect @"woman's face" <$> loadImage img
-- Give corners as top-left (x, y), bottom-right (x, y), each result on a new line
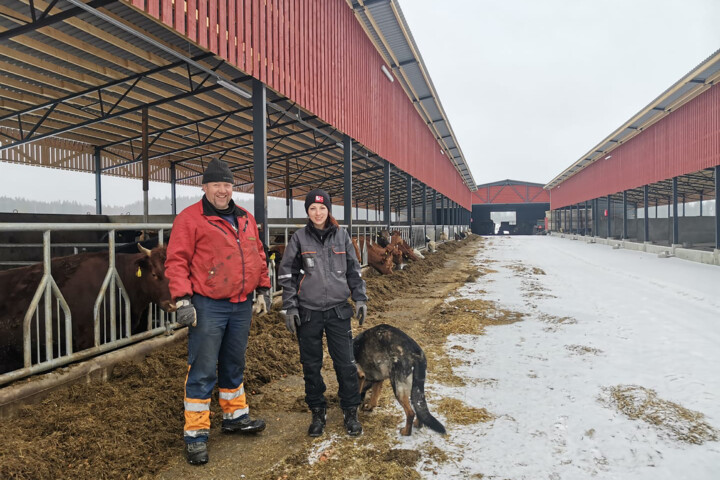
top-left (308, 203), bottom-right (329, 228)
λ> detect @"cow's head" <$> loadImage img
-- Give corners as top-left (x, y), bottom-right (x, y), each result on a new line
top-left (136, 244), bottom-right (176, 312)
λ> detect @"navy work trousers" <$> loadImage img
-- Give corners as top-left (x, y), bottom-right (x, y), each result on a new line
top-left (296, 306), bottom-right (361, 410)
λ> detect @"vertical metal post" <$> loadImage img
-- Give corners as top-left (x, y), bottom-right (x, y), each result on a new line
top-left (432, 190), bottom-right (437, 226)
top-left (142, 106), bottom-right (149, 223)
top-left (584, 201), bottom-right (588, 236)
top-left (700, 192), bottom-right (703, 216)
top-left (170, 162), bottom-right (177, 216)
top-left (288, 188), bottom-right (293, 218)
top-left (606, 195), bottom-right (612, 238)
top-left (622, 190), bottom-right (628, 239)
top-left (440, 195), bottom-right (445, 232)
top-left (406, 176), bottom-right (413, 229)
top-left (253, 79), bottom-right (268, 246)
top-left (43, 230), bottom-right (52, 362)
top-left (593, 198), bottom-right (598, 236)
top-left (285, 159), bottom-right (291, 219)
top-left (343, 134), bottom-right (353, 230)
top-left (94, 147), bottom-right (102, 215)
top-left (682, 194), bottom-right (686, 217)
top-left (422, 184), bottom-right (427, 240)
top-left (383, 160), bottom-right (391, 228)
top-left (672, 176), bottom-right (679, 245)
top-left (643, 185), bottom-right (649, 242)
top-left (715, 165), bottom-right (720, 249)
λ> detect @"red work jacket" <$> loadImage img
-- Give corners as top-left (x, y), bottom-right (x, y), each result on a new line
top-left (166, 198), bottom-right (271, 302)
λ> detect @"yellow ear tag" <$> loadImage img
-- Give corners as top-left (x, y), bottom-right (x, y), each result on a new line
top-left (270, 253), bottom-right (276, 260)
top-left (136, 266), bottom-right (142, 278)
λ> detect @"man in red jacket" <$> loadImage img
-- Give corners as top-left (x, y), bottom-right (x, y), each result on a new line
top-left (165, 158), bottom-right (271, 465)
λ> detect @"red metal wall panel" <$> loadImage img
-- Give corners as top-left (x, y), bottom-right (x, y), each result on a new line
top-left (550, 83), bottom-right (720, 209)
top-left (130, 0), bottom-right (472, 209)
top-left (472, 184), bottom-right (550, 204)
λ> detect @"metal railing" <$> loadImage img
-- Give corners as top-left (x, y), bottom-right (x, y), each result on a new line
top-left (0, 220), bottom-right (464, 385)
top-left (266, 222), bottom-right (458, 271)
top-left (0, 223), bottom-right (174, 386)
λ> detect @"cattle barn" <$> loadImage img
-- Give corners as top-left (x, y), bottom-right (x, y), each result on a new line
top-left (0, 0), bottom-right (475, 393)
top-left (471, 179), bottom-right (550, 235)
top-left (545, 49), bottom-right (720, 265)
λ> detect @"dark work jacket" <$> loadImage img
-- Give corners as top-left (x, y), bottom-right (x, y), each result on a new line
top-left (278, 222), bottom-right (367, 312)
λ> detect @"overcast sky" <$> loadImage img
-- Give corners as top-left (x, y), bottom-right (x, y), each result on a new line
top-left (2, 0), bottom-right (719, 206)
top-left (398, 0), bottom-right (720, 185)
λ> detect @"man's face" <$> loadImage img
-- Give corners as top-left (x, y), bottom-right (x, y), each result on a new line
top-left (202, 182), bottom-right (233, 210)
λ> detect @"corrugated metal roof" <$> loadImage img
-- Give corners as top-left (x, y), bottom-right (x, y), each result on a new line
top-left (349, 0), bottom-right (476, 191)
top-left (546, 48), bottom-right (720, 190)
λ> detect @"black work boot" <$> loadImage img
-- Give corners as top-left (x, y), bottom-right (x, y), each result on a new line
top-left (221, 414), bottom-right (266, 434)
top-left (308, 407), bottom-right (327, 437)
top-left (342, 406), bottom-right (363, 436)
top-left (185, 441), bottom-right (209, 465)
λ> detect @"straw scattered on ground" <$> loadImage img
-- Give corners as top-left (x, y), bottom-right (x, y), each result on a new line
top-left (599, 384), bottom-right (719, 445)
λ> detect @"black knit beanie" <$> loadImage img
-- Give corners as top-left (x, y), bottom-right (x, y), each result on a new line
top-left (304, 189), bottom-right (332, 213)
top-left (202, 158), bottom-right (234, 184)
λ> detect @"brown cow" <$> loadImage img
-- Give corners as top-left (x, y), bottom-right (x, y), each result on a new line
top-left (0, 245), bottom-right (174, 375)
top-left (389, 232), bottom-right (419, 268)
top-left (352, 237), bottom-right (395, 275)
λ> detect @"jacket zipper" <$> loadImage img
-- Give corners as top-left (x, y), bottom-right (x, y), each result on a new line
top-left (209, 216), bottom-right (246, 302)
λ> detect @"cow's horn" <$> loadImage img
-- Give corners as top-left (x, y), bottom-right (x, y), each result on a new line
top-left (137, 244), bottom-right (152, 256)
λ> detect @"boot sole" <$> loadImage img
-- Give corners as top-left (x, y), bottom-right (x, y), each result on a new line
top-left (222, 424), bottom-right (267, 434)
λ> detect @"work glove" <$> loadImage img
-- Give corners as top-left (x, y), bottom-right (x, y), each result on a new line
top-left (252, 288), bottom-right (271, 316)
top-left (284, 308), bottom-right (301, 334)
top-left (354, 301), bottom-right (367, 326)
top-left (175, 296), bottom-right (197, 327)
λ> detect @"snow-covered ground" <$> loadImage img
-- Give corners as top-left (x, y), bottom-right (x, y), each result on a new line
top-left (410, 235), bottom-right (720, 479)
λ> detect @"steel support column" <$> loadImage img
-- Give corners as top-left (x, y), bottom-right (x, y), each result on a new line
top-left (431, 190), bottom-right (437, 225)
top-left (622, 191), bottom-right (628, 239)
top-left (593, 199), bottom-right (598, 236)
top-left (439, 195), bottom-right (445, 231)
top-left (343, 134), bottom-right (353, 230)
top-left (715, 165), bottom-right (720, 249)
top-left (672, 177), bottom-right (679, 245)
top-left (583, 201), bottom-right (588, 236)
top-left (253, 79), bottom-right (268, 246)
top-left (406, 176), bottom-right (413, 229)
top-left (170, 162), bottom-right (177, 216)
top-left (142, 106), bottom-right (149, 223)
top-left (643, 185), bottom-right (649, 242)
top-left (383, 160), bottom-right (391, 227)
top-left (607, 195), bottom-right (612, 238)
top-left (94, 147), bottom-right (102, 215)
top-left (422, 184), bottom-right (427, 240)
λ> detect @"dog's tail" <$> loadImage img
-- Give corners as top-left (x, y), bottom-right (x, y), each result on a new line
top-left (411, 355), bottom-right (446, 434)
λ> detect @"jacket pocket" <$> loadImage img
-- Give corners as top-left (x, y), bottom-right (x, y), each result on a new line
top-left (301, 251), bottom-right (317, 270)
top-left (334, 302), bottom-right (354, 320)
top-left (331, 247), bottom-right (347, 275)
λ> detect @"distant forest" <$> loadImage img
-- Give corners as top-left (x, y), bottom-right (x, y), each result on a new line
top-left (0, 195), bottom-right (310, 218)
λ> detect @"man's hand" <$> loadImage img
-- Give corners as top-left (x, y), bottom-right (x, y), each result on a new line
top-left (175, 296), bottom-right (197, 327)
top-left (354, 301), bottom-right (367, 326)
top-left (253, 288), bottom-right (271, 316)
top-left (284, 308), bottom-right (301, 334)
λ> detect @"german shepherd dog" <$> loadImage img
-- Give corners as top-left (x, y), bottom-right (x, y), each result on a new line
top-left (353, 324), bottom-right (446, 436)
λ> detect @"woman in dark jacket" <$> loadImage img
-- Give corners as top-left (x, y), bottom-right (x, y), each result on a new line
top-left (278, 189), bottom-right (368, 437)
